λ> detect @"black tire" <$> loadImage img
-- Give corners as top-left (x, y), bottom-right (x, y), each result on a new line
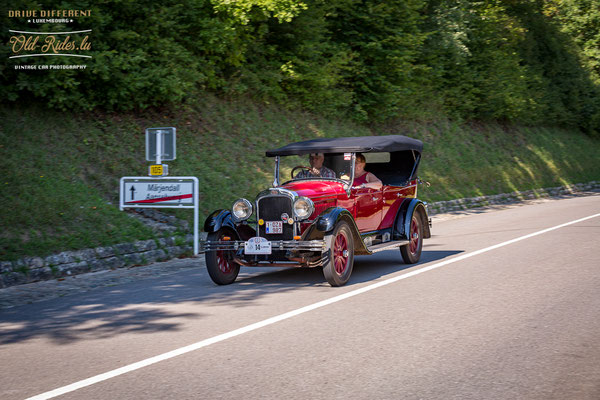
top-left (400, 213), bottom-right (423, 264)
top-left (323, 221), bottom-right (355, 287)
top-left (205, 228), bottom-right (240, 285)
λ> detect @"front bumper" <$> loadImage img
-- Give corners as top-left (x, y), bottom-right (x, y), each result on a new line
top-left (201, 239), bottom-right (328, 268)
top-left (200, 239), bottom-right (326, 253)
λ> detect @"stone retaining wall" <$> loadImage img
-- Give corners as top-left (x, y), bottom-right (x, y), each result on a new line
top-left (426, 181), bottom-right (599, 215)
top-left (0, 236), bottom-right (194, 288)
top-left (1, 181), bottom-right (598, 288)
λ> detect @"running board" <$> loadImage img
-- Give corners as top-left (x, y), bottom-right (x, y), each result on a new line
top-left (367, 240), bottom-right (410, 253)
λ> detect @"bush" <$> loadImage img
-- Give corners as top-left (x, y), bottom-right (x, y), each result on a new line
top-left (1, 0), bottom-right (598, 135)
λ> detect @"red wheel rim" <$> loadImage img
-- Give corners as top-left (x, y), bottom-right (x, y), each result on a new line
top-left (409, 217), bottom-right (420, 255)
top-left (333, 231), bottom-right (349, 275)
top-left (216, 233), bottom-right (234, 274)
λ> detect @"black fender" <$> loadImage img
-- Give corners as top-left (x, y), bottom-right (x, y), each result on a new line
top-left (393, 198), bottom-right (431, 241)
top-left (303, 207), bottom-right (370, 255)
top-left (204, 209), bottom-right (237, 233)
top-left (204, 209), bottom-right (257, 240)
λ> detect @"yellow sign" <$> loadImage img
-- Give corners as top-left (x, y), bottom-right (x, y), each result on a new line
top-left (149, 165), bottom-right (163, 176)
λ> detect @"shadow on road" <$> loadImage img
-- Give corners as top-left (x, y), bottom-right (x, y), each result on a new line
top-left (0, 249), bottom-right (461, 345)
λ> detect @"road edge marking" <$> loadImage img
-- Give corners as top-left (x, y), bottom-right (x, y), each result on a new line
top-left (27, 212), bottom-right (600, 400)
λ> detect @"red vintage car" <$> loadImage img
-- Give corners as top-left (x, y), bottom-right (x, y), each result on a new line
top-left (201, 135), bottom-right (431, 286)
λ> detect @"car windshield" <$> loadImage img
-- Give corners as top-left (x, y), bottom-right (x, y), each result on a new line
top-left (278, 153), bottom-right (353, 184)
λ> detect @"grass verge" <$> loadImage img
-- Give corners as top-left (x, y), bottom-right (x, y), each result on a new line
top-left (1, 96), bottom-right (599, 261)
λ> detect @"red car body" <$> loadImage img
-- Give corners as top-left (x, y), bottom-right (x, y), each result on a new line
top-left (282, 179), bottom-right (417, 233)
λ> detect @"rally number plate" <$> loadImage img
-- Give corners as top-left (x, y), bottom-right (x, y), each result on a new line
top-left (245, 237), bottom-right (272, 255)
top-left (266, 221), bottom-right (283, 234)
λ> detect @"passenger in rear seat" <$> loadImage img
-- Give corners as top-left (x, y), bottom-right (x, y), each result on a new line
top-left (353, 153), bottom-right (382, 190)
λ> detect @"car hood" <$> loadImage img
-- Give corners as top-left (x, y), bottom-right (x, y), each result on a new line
top-left (280, 180), bottom-right (347, 198)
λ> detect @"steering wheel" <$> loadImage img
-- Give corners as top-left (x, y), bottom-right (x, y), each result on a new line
top-left (291, 165), bottom-right (312, 179)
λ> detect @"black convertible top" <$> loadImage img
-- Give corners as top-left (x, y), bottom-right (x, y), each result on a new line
top-left (266, 135), bottom-right (423, 157)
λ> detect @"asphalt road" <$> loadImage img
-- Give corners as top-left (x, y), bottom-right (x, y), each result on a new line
top-left (1, 194), bottom-right (599, 400)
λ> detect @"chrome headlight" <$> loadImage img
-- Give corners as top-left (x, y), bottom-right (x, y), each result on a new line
top-left (293, 197), bottom-right (314, 221)
top-left (232, 198), bottom-right (253, 221)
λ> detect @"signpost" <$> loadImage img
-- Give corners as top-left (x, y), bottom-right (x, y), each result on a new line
top-left (120, 127), bottom-right (200, 255)
top-left (146, 127), bottom-right (176, 161)
top-left (122, 179), bottom-right (195, 206)
top-left (146, 127), bottom-right (175, 176)
top-left (120, 177), bottom-right (199, 255)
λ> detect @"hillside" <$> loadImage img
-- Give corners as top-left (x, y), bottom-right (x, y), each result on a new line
top-left (1, 96), bottom-right (599, 261)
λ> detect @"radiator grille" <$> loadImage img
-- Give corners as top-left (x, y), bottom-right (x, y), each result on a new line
top-left (258, 196), bottom-right (294, 240)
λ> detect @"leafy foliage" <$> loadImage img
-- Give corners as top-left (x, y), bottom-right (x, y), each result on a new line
top-left (545, 0), bottom-right (600, 83)
top-left (2, 0), bottom-right (599, 134)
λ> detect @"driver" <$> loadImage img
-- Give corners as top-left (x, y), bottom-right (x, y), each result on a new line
top-left (296, 153), bottom-right (336, 178)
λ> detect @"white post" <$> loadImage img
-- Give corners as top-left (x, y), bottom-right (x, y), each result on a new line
top-left (193, 177), bottom-right (199, 256)
top-left (156, 130), bottom-right (162, 166)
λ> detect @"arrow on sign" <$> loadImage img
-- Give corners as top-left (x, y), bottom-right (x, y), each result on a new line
top-left (130, 185), bottom-right (136, 200)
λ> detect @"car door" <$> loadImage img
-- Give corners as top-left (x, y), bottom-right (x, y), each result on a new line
top-left (351, 186), bottom-right (383, 232)
top-left (379, 180), bottom-right (417, 230)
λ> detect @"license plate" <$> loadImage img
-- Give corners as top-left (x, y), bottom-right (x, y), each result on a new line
top-left (265, 221), bottom-right (283, 234)
top-left (245, 237), bottom-right (272, 255)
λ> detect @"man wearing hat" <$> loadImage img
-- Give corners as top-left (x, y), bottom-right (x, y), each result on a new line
top-left (296, 153), bottom-right (336, 178)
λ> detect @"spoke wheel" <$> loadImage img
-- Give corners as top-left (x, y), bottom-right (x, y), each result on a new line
top-left (323, 221), bottom-right (354, 287)
top-left (409, 217), bottom-right (420, 255)
top-left (206, 228), bottom-right (240, 285)
top-left (333, 232), bottom-right (349, 275)
top-left (400, 214), bottom-right (423, 264)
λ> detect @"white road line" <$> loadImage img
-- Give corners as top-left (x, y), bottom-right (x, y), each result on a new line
top-left (27, 212), bottom-right (600, 400)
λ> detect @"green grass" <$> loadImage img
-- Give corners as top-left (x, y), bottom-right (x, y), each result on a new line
top-left (409, 121), bottom-right (600, 202)
top-left (1, 95), bottom-right (599, 261)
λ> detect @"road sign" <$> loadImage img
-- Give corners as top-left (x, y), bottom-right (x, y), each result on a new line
top-left (121, 177), bottom-right (195, 207)
top-left (146, 127), bottom-right (176, 162)
top-left (120, 176), bottom-right (199, 255)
